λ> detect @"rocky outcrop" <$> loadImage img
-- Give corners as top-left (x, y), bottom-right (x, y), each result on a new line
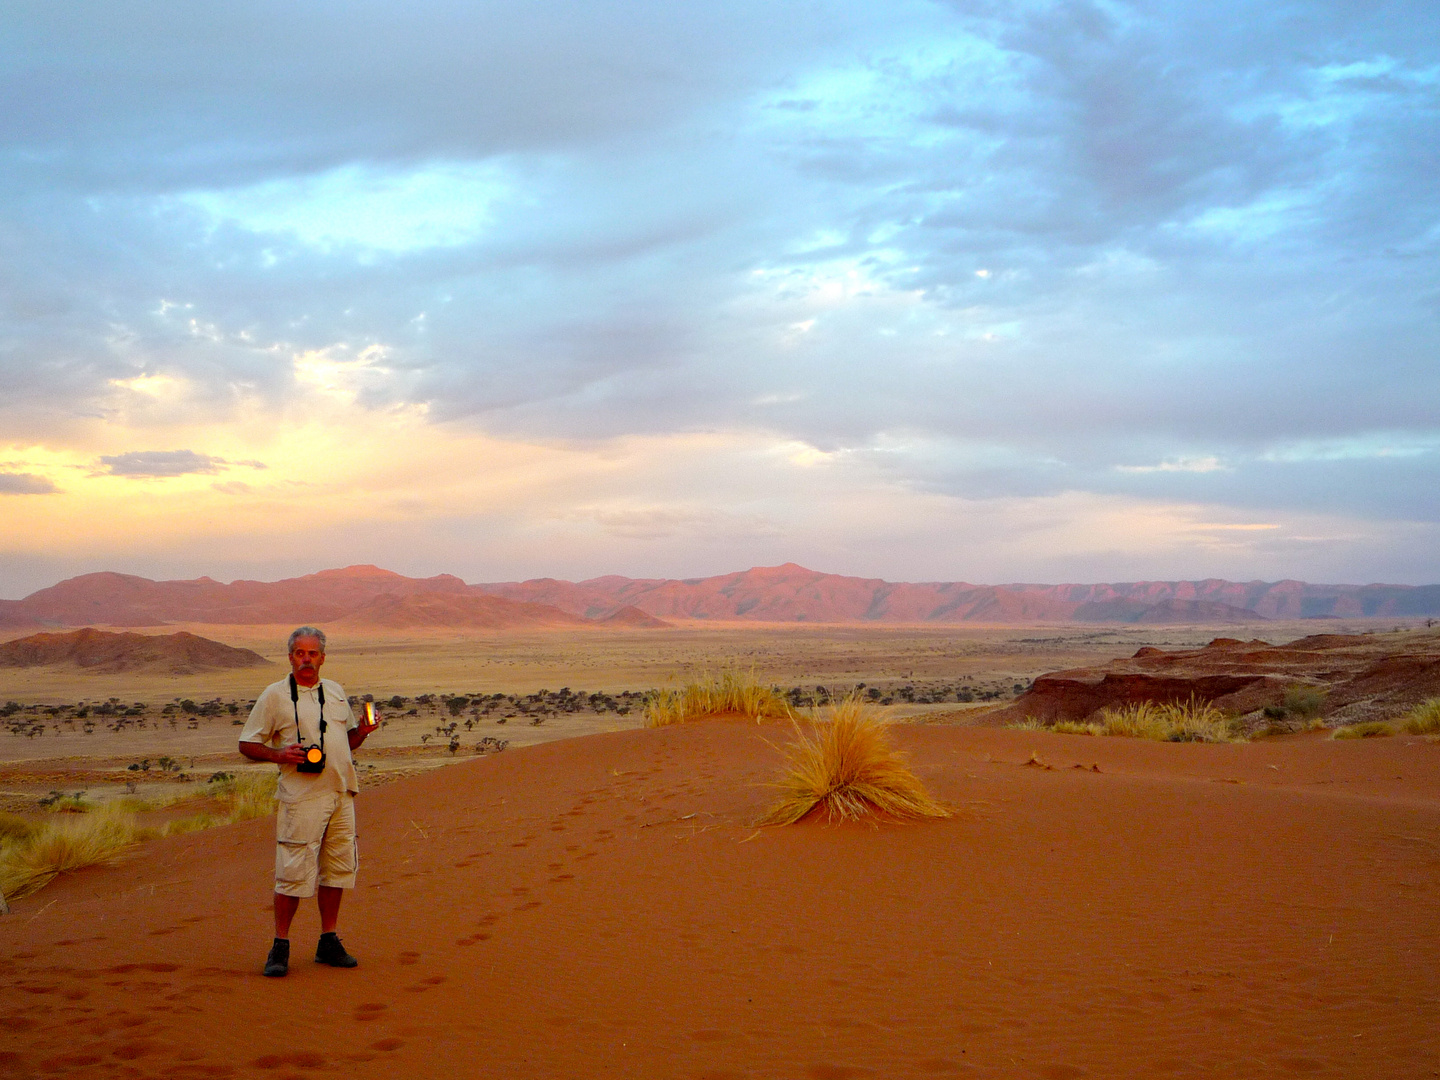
top-left (987, 630), bottom-right (1440, 726)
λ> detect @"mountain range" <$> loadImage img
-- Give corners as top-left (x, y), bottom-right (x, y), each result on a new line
top-left (2, 564), bottom-right (1438, 631)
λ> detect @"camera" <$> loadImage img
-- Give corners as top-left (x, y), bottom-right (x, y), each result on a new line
top-left (297, 744), bottom-right (326, 773)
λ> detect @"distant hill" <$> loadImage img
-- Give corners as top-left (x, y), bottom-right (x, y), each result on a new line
top-left (335, 592), bottom-right (592, 631)
top-left (1, 563), bottom-right (1437, 629)
top-left (480, 563), bottom-right (1440, 624)
top-left (0, 565), bottom-right (652, 632)
top-left (0, 629), bottom-right (271, 675)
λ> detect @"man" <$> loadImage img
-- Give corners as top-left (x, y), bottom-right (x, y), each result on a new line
top-left (239, 626), bottom-right (378, 977)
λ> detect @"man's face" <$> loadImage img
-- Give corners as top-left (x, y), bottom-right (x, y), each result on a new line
top-left (289, 636), bottom-right (325, 687)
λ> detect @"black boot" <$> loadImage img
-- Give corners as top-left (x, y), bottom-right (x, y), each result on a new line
top-left (315, 931), bottom-right (358, 968)
top-left (263, 937), bottom-right (290, 977)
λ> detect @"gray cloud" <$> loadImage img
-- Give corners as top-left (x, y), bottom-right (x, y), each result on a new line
top-left (97, 450), bottom-right (228, 478)
top-left (0, 472), bottom-right (58, 495)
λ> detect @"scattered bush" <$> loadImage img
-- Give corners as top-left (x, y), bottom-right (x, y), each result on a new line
top-left (645, 669), bottom-right (795, 727)
top-left (1400, 698), bottom-right (1440, 736)
top-left (759, 697), bottom-right (950, 825)
top-left (1332, 721), bottom-right (1396, 739)
top-left (1281, 684), bottom-right (1328, 719)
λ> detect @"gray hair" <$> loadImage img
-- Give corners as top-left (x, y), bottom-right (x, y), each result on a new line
top-left (287, 626), bottom-right (327, 653)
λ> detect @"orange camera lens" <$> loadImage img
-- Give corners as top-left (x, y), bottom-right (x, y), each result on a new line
top-left (306, 747), bottom-right (323, 763)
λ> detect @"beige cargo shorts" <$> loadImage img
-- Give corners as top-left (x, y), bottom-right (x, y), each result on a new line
top-left (274, 792), bottom-right (357, 897)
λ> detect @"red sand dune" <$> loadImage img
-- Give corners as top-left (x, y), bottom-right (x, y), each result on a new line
top-left (594, 604), bottom-right (671, 629)
top-left (990, 629), bottom-right (1440, 726)
top-left (3, 720), bottom-right (1438, 1078)
top-left (0, 628), bottom-right (270, 674)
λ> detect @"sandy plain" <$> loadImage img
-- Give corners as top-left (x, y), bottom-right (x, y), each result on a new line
top-left (0, 619), bottom-right (1318, 798)
top-left (3, 619), bottom-right (1439, 1079)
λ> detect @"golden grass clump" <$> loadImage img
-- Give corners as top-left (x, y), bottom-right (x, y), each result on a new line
top-left (215, 770), bottom-right (280, 823)
top-left (759, 696), bottom-right (950, 825)
top-left (1053, 720), bottom-right (1104, 736)
top-left (1400, 698), bottom-right (1440, 736)
top-left (1094, 698), bottom-right (1240, 743)
top-left (645, 668), bottom-right (795, 727)
top-left (0, 806), bottom-right (139, 902)
top-left (0, 770), bottom-right (279, 903)
top-left (1007, 700), bottom-right (1239, 741)
top-left (1332, 721), bottom-right (1396, 739)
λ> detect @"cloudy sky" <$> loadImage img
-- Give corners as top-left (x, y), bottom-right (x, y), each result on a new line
top-left (2, 0), bottom-right (1437, 596)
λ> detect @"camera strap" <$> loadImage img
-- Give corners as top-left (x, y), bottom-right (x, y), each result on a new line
top-left (288, 674), bottom-right (327, 754)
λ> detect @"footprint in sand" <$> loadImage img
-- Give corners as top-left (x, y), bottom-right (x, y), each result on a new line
top-left (352, 1003), bottom-right (387, 1023)
top-left (397, 951), bottom-right (421, 966)
top-left (252, 1051), bottom-right (326, 1069)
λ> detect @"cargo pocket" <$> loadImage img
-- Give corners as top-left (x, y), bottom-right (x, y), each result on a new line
top-left (275, 799), bottom-right (327, 893)
top-left (275, 839), bottom-right (315, 890)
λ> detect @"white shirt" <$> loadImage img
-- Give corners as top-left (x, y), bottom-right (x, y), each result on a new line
top-left (240, 676), bottom-right (359, 803)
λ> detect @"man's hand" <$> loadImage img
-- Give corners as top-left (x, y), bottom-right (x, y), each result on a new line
top-left (349, 709), bottom-right (379, 751)
top-left (274, 743), bottom-right (309, 765)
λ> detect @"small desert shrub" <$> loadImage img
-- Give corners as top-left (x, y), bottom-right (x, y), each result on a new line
top-left (1332, 721), bottom-right (1396, 739)
top-left (759, 697), bottom-right (949, 825)
top-left (645, 669), bottom-right (795, 727)
top-left (1005, 718), bottom-right (1048, 731)
top-left (0, 806), bottom-right (139, 901)
top-left (1400, 698), bottom-right (1440, 736)
top-left (1281, 684), bottom-right (1328, 719)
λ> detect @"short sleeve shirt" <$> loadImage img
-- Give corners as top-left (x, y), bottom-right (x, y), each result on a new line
top-left (240, 677), bottom-right (359, 803)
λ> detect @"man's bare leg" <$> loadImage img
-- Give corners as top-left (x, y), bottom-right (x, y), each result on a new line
top-left (317, 886), bottom-right (343, 934)
top-left (273, 893), bottom-right (300, 938)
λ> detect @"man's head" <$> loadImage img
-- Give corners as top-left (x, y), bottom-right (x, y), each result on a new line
top-left (287, 626), bottom-right (327, 687)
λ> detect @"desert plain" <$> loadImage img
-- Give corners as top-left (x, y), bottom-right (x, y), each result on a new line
top-left (2, 618), bottom-right (1439, 1078)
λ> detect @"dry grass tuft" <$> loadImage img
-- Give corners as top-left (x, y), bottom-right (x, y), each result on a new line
top-left (1014, 699), bottom-right (1241, 742)
top-left (0, 812), bottom-right (36, 844)
top-left (0, 770), bottom-right (279, 903)
top-left (1332, 720), bottom-right (1396, 739)
top-left (759, 696), bottom-right (950, 825)
top-left (1053, 720), bottom-right (1104, 736)
top-left (645, 668), bottom-right (795, 727)
top-left (1400, 698), bottom-right (1440, 736)
top-left (1096, 698), bottom-right (1241, 743)
top-left (0, 806), bottom-right (139, 901)
top-left (214, 770), bottom-right (280, 823)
